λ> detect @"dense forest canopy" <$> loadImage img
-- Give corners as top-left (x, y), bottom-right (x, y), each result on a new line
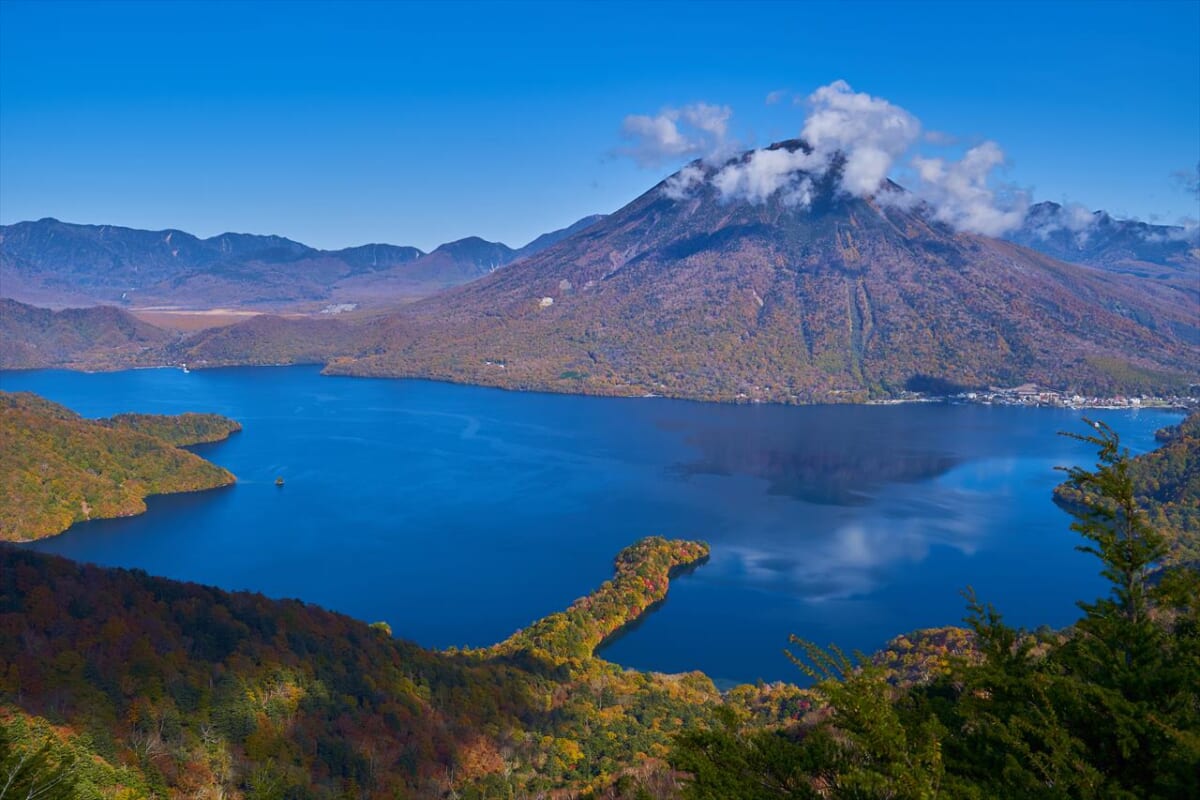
top-left (98, 413), bottom-right (243, 447)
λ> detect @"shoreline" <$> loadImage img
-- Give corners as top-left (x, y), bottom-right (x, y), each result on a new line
top-left (3, 361), bottom-right (1193, 413)
top-left (485, 537), bottom-right (711, 664)
top-left (593, 555), bottom-right (711, 656)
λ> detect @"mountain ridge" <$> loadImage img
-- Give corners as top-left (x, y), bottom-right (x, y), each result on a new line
top-left (1006, 201), bottom-right (1198, 292)
top-left (0, 215), bottom-right (606, 310)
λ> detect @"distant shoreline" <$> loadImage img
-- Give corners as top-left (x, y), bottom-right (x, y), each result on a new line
top-left (3, 360), bottom-right (1194, 413)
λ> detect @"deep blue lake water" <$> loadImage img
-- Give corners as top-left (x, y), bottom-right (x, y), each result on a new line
top-left (0, 366), bottom-right (1179, 684)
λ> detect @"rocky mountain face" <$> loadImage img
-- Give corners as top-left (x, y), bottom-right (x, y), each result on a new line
top-left (0, 217), bottom-right (602, 310)
top-left (319, 147), bottom-right (1198, 402)
top-left (1007, 202), bottom-right (1198, 292)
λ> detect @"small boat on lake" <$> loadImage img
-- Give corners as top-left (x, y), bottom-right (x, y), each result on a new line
top-left (275, 476), bottom-right (285, 487)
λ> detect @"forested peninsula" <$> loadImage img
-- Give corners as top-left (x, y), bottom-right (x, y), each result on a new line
top-left (0, 392), bottom-right (238, 541)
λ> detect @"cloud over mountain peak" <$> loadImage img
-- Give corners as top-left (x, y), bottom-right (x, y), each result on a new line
top-left (625, 80), bottom-right (1031, 236)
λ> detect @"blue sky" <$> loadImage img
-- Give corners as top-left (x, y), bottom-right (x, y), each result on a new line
top-left (1, 0), bottom-right (1197, 251)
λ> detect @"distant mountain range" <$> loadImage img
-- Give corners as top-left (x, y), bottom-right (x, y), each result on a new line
top-left (2, 144), bottom-right (1196, 401)
top-left (0, 215), bottom-right (607, 310)
top-left (1006, 202), bottom-right (1198, 293)
top-left (2, 197), bottom-right (1193, 313)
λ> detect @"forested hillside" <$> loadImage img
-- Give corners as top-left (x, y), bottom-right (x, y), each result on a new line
top-left (1056, 411), bottom-right (1200, 567)
top-left (0, 393), bottom-right (238, 541)
top-left (0, 537), bottom-right (776, 799)
top-left (100, 412), bottom-right (243, 446)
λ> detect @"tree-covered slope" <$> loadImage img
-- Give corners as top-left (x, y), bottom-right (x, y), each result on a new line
top-left (99, 412), bottom-right (243, 446)
top-left (0, 298), bottom-right (176, 371)
top-left (0, 537), bottom-right (732, 799)
top-left (0, 392), bottom-right (237, 541)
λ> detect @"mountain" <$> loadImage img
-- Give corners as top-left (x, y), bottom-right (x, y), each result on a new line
top-left (340, 236), bottom-right (515, 291)
top-left (0, 297), bottom-right (176, 369)
top-left (1007, 202), bottom-right (1199, 291)
top-left (0, 218), bottom-right (354, 308)
top-left (5, 158), bottom-right (1196, 401)
top-left (324, 220), bottom-right (608, 304)
top-left (313, 143), bottom-right (1198, 402)
top-left (0, 217), bottom-right (606, 311)
top-left (327, 242), bottom-right (425, 271)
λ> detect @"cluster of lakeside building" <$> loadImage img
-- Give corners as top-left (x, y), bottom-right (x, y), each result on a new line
top-left (949, 383), bottom-right (1198, 410)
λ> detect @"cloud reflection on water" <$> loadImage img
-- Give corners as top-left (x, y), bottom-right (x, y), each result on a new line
top-left (716, 496), bottom-right (987, 601)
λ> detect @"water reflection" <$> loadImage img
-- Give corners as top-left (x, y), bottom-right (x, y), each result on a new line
top-left (668, 406), bottom-right (961, 504)
top-left (702, 479), bottom-right (989, 602)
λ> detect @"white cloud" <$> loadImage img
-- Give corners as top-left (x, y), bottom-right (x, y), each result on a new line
top-left (682, 102), bottom-right (732, 140)
top-left (800, 79), bottom-right (922, 196)
top-left (619, 102), bottom-right (733, 167)
top-left (661, 163), bottom-right (707, 200)
top-left (711, 147), bottom-right (822, 206)
top-left (644, 80), bottom-right (1029, 235)
top-left (1143, 217), bottom-right (1199, 244)
top-left (626, 81), bottom-right (1058, 237)
top-left (1172, 219), bottom-right (1199, 243)
top-left (707, 80), bottom-right (925, 208)
top-left (1025, 202), bottom-right (1099, 244)
top-left (909, 142), bottom-right (1029, 236)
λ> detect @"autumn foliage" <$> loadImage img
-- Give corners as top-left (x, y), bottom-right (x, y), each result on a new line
top-left (0, 392), bottom-right (237, 541)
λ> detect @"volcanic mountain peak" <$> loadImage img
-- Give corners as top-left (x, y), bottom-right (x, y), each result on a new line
top-left (655, 141), bottom-right (917, 231)
top-left (322, 149), bottom-right (1197, 403)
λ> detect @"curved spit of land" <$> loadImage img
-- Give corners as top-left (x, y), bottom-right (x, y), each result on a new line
top-left (486, 536), bottom-right (710, 664)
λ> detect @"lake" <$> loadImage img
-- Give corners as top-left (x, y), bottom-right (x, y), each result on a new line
top-left (0, 366), bottom-right (1178, 684)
